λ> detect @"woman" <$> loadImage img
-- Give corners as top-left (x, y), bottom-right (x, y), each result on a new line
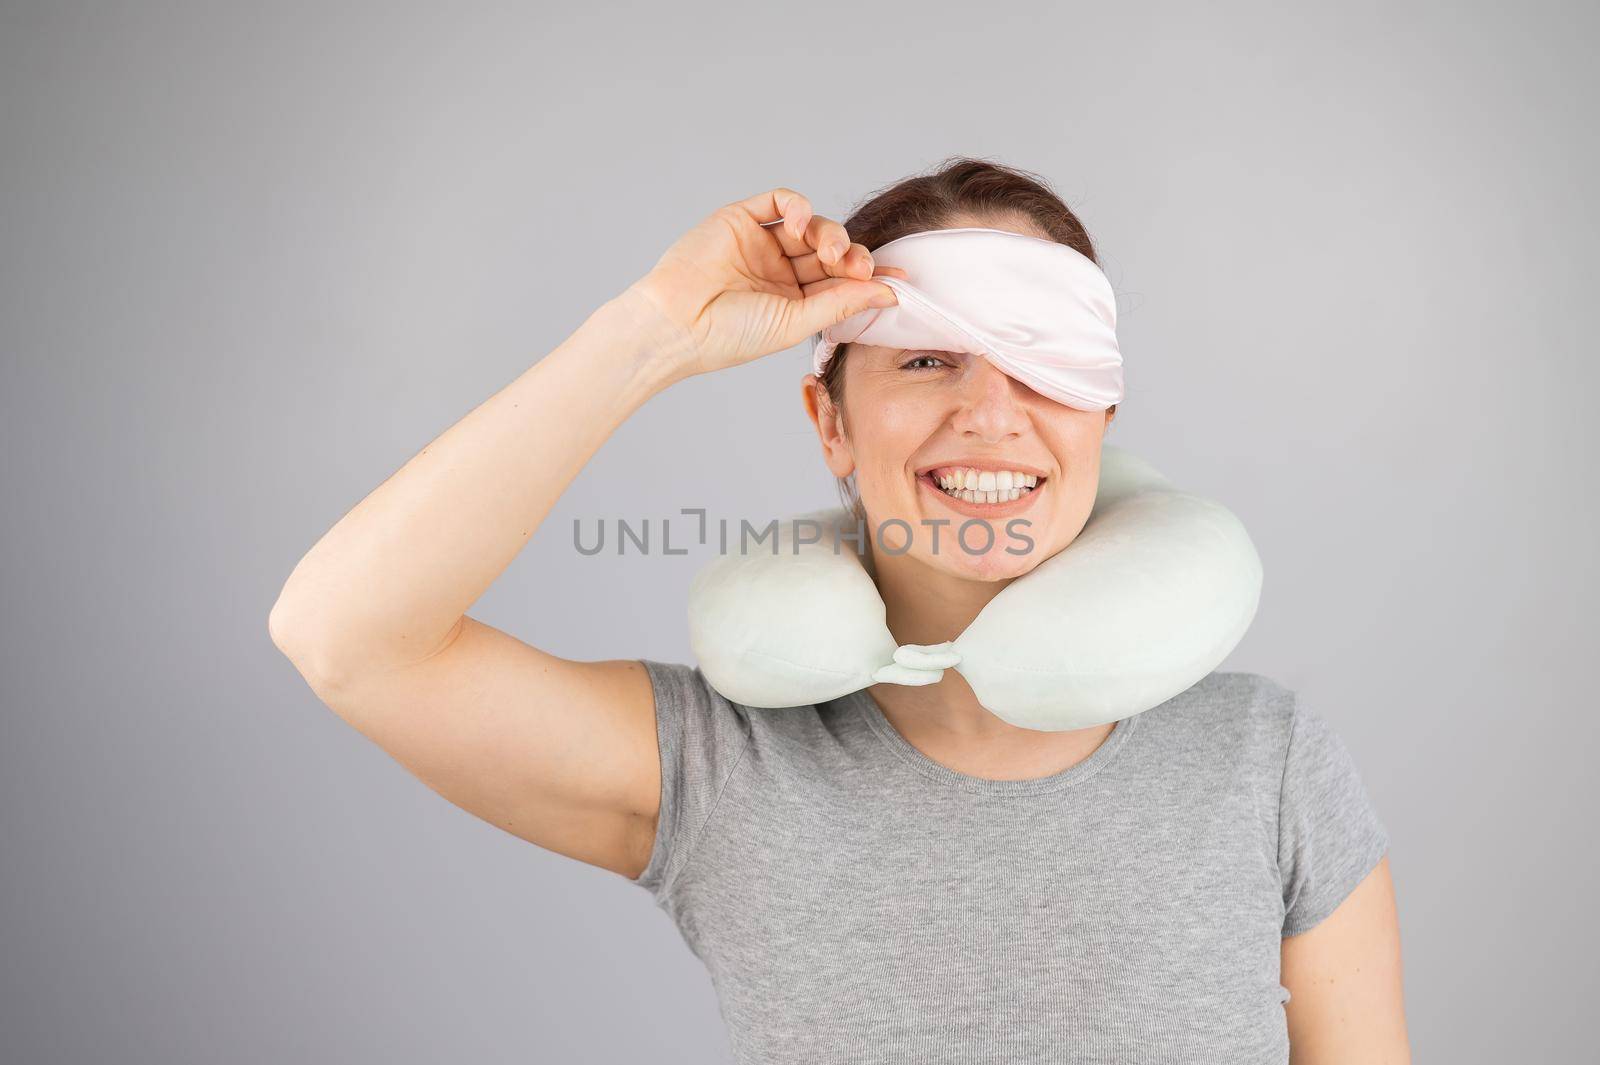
top-left (269, 159), bottom-right (1409, 1063)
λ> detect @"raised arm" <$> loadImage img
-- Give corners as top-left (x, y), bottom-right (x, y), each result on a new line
top-left (267, 188), bottom-right (900, 878)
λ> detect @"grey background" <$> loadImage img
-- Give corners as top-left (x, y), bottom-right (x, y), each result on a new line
top-left (2, 2), bottom-right (1592, 1061)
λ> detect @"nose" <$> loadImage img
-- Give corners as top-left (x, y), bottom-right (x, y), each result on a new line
top-left (950, 355), bottom-right (1030, 443)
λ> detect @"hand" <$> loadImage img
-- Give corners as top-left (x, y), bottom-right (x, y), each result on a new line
top-left (624, 187), bottom-right (906, 381)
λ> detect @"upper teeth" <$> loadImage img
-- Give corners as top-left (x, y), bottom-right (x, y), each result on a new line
top-left (930, 467), bottom-right (1040, 503)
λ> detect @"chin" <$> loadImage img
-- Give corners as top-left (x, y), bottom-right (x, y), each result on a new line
top-left (927, 542), bottom-right (1043, 583)
top-left (891, 518), bottom-right (1054, 583)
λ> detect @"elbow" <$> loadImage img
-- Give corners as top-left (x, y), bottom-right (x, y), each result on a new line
top-left (268, 590), bottom-right (355, 693)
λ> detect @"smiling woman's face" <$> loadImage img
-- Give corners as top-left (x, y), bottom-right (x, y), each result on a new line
top-left (803, 341), bottom-right (1115, 582)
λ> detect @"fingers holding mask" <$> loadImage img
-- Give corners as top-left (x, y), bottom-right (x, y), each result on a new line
top-left (789, 215), bottom-right (910, 286)
top-left (746, 193), bottom-right (871, 282)
top-left (739, 186), bottom-right (907, 297)
top-left (798, 216), bottom-right (880, 283)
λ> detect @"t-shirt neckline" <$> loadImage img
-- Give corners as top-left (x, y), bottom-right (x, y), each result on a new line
top-left (848, 687), bottom-right (1140, 796)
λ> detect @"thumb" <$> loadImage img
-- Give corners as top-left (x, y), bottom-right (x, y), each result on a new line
top-left (788, 278), bottom-right (898, 341)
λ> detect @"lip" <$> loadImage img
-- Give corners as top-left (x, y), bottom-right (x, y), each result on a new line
top-left (916, 470), bottom-right (1046, 519)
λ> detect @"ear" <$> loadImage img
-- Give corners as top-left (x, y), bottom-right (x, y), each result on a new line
top-left (800, 373), bottom-right (856, 479)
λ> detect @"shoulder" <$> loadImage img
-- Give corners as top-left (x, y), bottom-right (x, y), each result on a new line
top-left (1134, 670), bottom-right (1304, 765)
top-left (637, 658), bottom-right (868, 777)
top-left (638, 658), bottom-right (836, 743)
top-left (635, 659), bottom-right (755, 762)
top-left (1146, 669), bottom-right (1296, 728)
top-left (639, 658), bottom-right (747, 717)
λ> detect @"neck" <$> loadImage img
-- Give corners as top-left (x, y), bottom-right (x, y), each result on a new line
top-left (863, 542), bottom-right (1117, 778)
top-left (871, 543), bottom-right (1010, 651)
top-left (865, 545), bottom-right (1014, 739)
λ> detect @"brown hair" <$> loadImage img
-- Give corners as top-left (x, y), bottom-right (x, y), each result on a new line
top-left (813, 156), bottom-right (1114, 517)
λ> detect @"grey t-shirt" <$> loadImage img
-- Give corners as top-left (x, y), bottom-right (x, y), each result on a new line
top-left (631, 659), bottom-right (1389, 1064)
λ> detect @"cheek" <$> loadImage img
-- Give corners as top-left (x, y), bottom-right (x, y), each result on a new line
top-left (1039, 415), bottom-right (1106, 524)
top-left (849, 399), bottom-right (942, 481)
top-left (1040, 408), bottom-right (1106, 464)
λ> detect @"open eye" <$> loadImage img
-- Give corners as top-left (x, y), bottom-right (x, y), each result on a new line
top-left (900, 350), bottom-right (949, 371)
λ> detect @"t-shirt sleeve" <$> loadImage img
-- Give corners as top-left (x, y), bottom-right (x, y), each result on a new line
top-left (1277, 693), bottom-right (1391, 937)
top-left (631, 659), bottom-right (753, 902)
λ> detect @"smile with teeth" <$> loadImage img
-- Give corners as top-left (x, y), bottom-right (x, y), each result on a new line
top-left (928, 467), bottom-right (1042, 504)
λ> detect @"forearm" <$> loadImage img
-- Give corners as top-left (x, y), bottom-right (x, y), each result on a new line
top-left (269, 284), bottom-right (694, 685)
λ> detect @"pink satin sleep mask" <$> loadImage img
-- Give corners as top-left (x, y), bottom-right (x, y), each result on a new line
top-left (812, 226), bottom-right (1123, 411)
